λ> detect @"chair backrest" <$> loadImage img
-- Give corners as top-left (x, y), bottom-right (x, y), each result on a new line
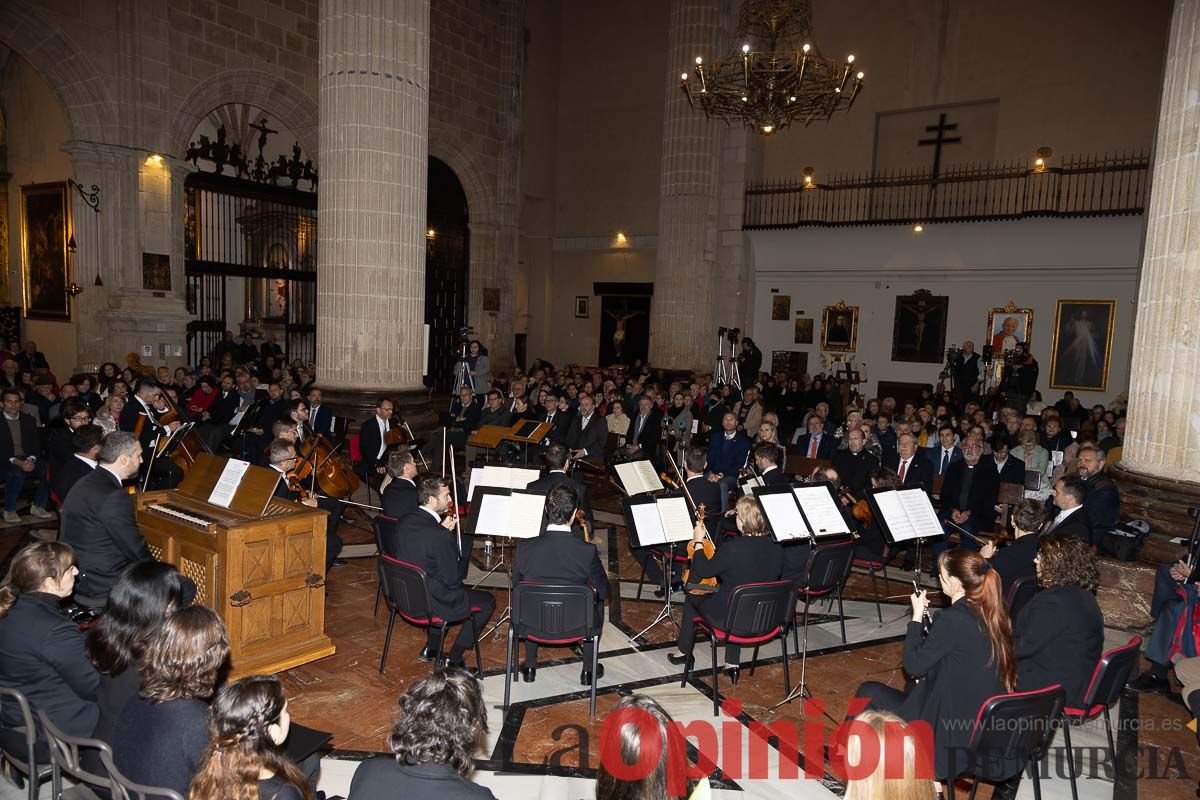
top-left (36, 708), bottom-right (112, 793)
top-left (513, 583), bottom-right (598, 641)
top-left (1005, 575), bottom-right (1040, 619)
top-left (1081, 635), bottom-right (1142, 709)
top-left (372, 514), bottom-right (398, 554)
top-left (98, 749), bottom-right (185, 800)
top-left (0, 686), bottom-right (39, 780)
top-left (378, 554), bottom-right (435, 622)
top-left (721, 581), bottom-right (795, 638)
top-left (804, 539), bottom-right (856, 593)
top-left (966, 685), bottom-right (1065, 778)
top-left (348, 433), bottom-right (363, 463)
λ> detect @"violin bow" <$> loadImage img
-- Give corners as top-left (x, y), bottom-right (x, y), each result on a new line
top-left (447, 442), bottom-right (462, 556)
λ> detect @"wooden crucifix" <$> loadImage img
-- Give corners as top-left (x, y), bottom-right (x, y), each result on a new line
top-left (918, 112), bottom-right (962, 181)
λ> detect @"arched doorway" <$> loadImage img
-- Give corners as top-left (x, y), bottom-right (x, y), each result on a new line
top-left (425, 157), bottom-right (469, 393)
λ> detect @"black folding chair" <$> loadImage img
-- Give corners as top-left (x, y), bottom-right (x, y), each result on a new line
top-left (0, 687), bottom-right (50, 800)
top-left (683, 581), bottom-right (794, 715)
top-left (795, 538), bottom-right (856, 650)
top-left (372, 514), bottom-right (399, 615)
top-left (98, 750), bottom-right (184, 800)
top-left (851, 543), bottom-right (891, 625)
top-left (505, 582), bottom-right (602, 715)
top-left (1004, 575), bottom-right (1040, 620)
top-left (1060, 635), bottom-right (1142, 799)
top-left (376, 553), bottom-right (483, 674)
top-left (37, 708), bottom-right (112, 800)
top-left (948, 684), bottom-right (1066, 800)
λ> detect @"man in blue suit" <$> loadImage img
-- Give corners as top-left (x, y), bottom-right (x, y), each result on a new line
top-left (706, 411), bottom-right (751, 513)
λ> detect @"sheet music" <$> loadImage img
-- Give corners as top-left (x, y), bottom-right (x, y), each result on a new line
top-left (1051, 450), bottom-right (1064, 467)
top-left (793, 486), bottom-right (850, 536)
top-left (470, 466), bottom-right (542, 501)
top-left (208, 458), bottom-right (251, 508)
top-left (655, 496), bottom-right (696, 543)
top-left (474, 493), bottom-right (512, 536)
top-left (615, 460), bottom-right (664, 495)
top-left (896, 489), bottom-right (944, 538)
top-left (871, 491), bottom-right (920, 542)
top-left (508, 492), bottom-right (547, 538)
top-left (758, 492), bottom-right (808, 541)
top-left (629, 501), bottom-right (668, 546)
top-left (741, 476), bottom-right (764, 496)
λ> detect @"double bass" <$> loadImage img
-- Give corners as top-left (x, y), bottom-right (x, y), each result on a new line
top-left (148, 392), bottom-right (206, 474)
top-left (295, 425), bottom-right (360, 498)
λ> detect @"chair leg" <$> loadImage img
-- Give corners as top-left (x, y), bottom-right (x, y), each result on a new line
top-left (636, 559), bottom-right (647, 600)
top-left (374, 583), bottom-right (382, 617)
top-left (379, 609), bottom-right (396, 673)
top-left (967, 776), bottom-right (980, 800)
top-left (711, 636), bottom-right (720, 717)
top-left (1061, 720), bottom-right (1079, 800)
top-left (434, 622), bottom-right (449, 672)
top-left (869, 566), bottom-right (882, 624)
top-left (503, 625), bottom-right (514, 710)
top-left (589, 634), bottom-right (599, 717)
top-left (1031, 758), bottom-right (1044, 800)
top-left (1102, 707), bottom-right (1117, 770)
top-left (946, 778), bottom-right (955, 800)
top-left (837, 586), bottom-right (847, 645)
top-left (780, 627), bottom-right (791, 695)
top-left (471, 618), bottom-right (483, 675)
top-left (750, 645), bottom-right (759, 675)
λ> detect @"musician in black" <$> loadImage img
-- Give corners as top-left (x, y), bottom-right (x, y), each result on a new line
top-left (527, 444), bottom-right (593, 537)
top-left (119, 379), bottom-right (181, 490)
top-left (513, 483), bottom-right (609, 686)
top-left (266, 438), bottom-right (346, 571)
top-left (380, 448), bottom-right (419, 520)
top-left (666, 496), bottom-right (783, 684)
top-left (391, 477), bottom-right (495, 667)
top-left (979, 499), bottom-right (1044, 594)
top-left (357, 397), bottom-right (396, 490)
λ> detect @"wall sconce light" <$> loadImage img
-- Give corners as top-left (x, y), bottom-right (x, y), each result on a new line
top-left (913, 223), bottom-right (925, 233)
top-left (145, 153), bottom-right (164, 166)
top-left (803, 166), bottom-right (816, 189)
top-left (426, 228), bottom-right (436, 239)
top-left (615, 232), bottom-right (628, 245)
top-left (1033, 146), bottom-right (1053, 173)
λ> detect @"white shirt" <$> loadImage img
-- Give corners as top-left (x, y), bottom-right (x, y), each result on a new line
top-left (994, 457), bottom-right (1008, 473)
top-left (75, 454), bottom-right (98, 469)
top-left (546, 523), bottom-right (573, 532)
top-left (1051, 504), bottom-right (1082, 529)
top-left (898, 457), bottom-right (913, 475)
top-left (100, 465), bottom-right (124, 486)
top-left (375, 415), bottom-right (390, 458)
top-left (421, 506), bottom-right (441, 523)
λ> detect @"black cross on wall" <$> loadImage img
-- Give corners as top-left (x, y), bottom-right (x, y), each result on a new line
top-left (918, 112), bottom-right (962, 180)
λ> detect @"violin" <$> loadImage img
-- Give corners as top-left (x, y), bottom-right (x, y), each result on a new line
top-left (682, 504), bottom-right (718, 595)
top-left (383, 415), bottom-right (416, 448)
top-left (575, 508), bottom-right (591, 543)
top-left (839, 487), bottom-right (873, 527)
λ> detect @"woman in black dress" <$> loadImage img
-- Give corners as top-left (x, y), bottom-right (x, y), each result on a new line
top-left (666, 495), bottom-right (784, 683)
top-left (852, 548), bottom-right (1017, 784)
top-left (190, 675), bottom-right (312, 800)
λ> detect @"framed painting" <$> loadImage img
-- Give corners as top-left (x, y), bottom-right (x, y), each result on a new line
top-left (891, 290), bottom-right (948, 363)
top-left (821, 300), bottom-right (858, 352)
top-left (1049, 300), bottom-right (1116, 392)
top-left (771, 294), bottom-right (791, 320)
top-left (985, 301), bottom-right (1033, 355)
top-left (771, 350), bottom-right (808, 376)
top-left (575, 296), bottom-right (590, 318)
top-left (794, 317), bottom-right (813, 344)
top-left (21, 183), bottom-right (71, 321)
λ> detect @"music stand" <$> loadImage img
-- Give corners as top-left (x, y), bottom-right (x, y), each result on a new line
top-left (622, 491), bottom-right (695, 646)
top-left (466, 486), bottom-right (547, 640)
top-left (866, 487), bottom-right (944, 621)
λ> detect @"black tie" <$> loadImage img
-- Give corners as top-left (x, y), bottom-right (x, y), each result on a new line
top-left (940, 450), bottom-right (950, 474)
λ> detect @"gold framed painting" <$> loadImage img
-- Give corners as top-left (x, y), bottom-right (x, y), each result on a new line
top-left (821, 300), bottom-right (858, 352)
top-left (1049, 300), bottom-right (1116, 392)
top-left (21, 182), bottom-right (71, 321)
top-left (985, 300), bottom-right (1032, 355)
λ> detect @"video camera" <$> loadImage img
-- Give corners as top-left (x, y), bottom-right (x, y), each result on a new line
top-left (718, 326), bottom-right (742, 346)
top-left (457, 325), bottom-right (475, 344)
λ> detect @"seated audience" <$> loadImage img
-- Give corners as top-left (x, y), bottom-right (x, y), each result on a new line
top-left (0, 386), bottom-right (53, 522)
top-left (1045, 477), bottom-right (1092, 543)
top-left (348, 669), bottom-right (495, 800)
top-left (513, 484), bottom-right (609, 685)
top-left (190, 675), bottom-right (314, 800)
top-left (1077, 443), bottom-right (1119, 539)
top-left (113, 605), bottom-right (230, 796)
top-left (0, 541), bottom-right (97, 751)
top-left (50, 423), bottom-right (103, 504)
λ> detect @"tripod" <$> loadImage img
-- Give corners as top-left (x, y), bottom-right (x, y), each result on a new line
top-left (631, 543), bottom-right (682, 646)
top-left (476, 538), bottom-right (515, 641)
top-left (450, 339), bottom-right (475, 403)
top-left (713, 333), bottom-right (742, 390)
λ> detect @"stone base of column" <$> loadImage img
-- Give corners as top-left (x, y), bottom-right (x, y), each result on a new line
top-left (1111, 461), bottom-right (1200, 548)
top-left (321, 387), bottom-right (439, 439)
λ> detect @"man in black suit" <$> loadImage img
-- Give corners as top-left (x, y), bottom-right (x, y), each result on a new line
top-left (536, 391), bottom-right (570, 446)
top-left (1045, 477), bottom-right (1091, 543)
top-left (513, 483), bottom-right (609, 685)
top-left (986, 435), bottom-right (1025, 486)
top-left (623, 395), bottom-right (662, 461)
top-left (565, 392), bottom-right (607, 467)
top-left (51, 424), bottom-right (102, 506)
top-left (924, 424), bottom-right (963, 482)
top-left (754, 442), bottom-right (791, 485)
top-left (935, 439), bottom-right (1000, 559)
top-left (306, 387), bottom-right (335, 438)
top-left (119, 380), bottom-right (179, 475)
top-left (259, 334), bottom-right (284, 361)
top-left (832, 428), bottom-right (879, 498)
top-left (194, 373), bottom-right (240, 453)
top-left (884, 433), bottom-right (934, 495)
top-left (980, 499), bottom-right (1044, 595)
top-left (392, 477), bottom-right (495, 667)
top-left (236, 333), bottom-right (259, 365)
top-left (357, 397), bottom-right (397, 488)
top-left (1077, 444), bottom-right (1120, 539)
top-left (45, 398), bottom-right (92, 471)
top-left (266, 438), bottom-right (346, 571)
top-left (789, 415), bottom-right (836, 460)
top-left (381, 448), bottom-right (419, 523)
top-left (527, 443), bottom-right (594, 536)
top-left (58, 432), bottom-right (149, 607)
top-left (0, 387), bottom-right (53, 522)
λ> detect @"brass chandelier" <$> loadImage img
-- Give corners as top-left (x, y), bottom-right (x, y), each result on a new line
top-left (680, 0), bottom-right (864, 136)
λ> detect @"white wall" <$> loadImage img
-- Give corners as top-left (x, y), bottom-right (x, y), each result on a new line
top-left (749, 217), bottom-right (1143, 408)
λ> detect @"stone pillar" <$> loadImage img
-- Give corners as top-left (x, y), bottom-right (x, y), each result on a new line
top-left (316, 0), bottom-right (431, 421)
top-left (649, 0), bottom-right (724, 373)
top-left (1112, 0), bottom-right (1200, 536)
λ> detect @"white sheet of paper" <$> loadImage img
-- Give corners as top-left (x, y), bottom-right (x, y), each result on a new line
top-left (793, 486), bottom-right (850, 536)
top-left (507, 492), bottom-right (547, 538)
top-left (656, 496), bottom-right (696, 543)
top-left (208, 458), bottom-right (251, 508)
top-left (615, 460), bottom-right (664, 495)
top-left (758, 492), bottom-right (809, 541)
top-left (897, 489), bottom-right (944, 538)
top-left (506, 467), bottom-right (542, 489)
top-left (1051, 450), bottom-right (1064, 466)
top-left (630, 501), bottom-right (668, 546)
top-left (871, 491), bottom-right (920, 542)
top-left (474, 493), bottom-right (512, 537)
top-left (467, 468), bottom-right (485, 504)
top-left (741, 476), bottom-right (764, 496)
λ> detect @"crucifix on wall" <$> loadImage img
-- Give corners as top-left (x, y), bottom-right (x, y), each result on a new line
top-left (917, 112), bottom-right (962, 182)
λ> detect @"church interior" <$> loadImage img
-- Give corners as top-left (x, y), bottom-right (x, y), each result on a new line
top-left (1, 0), bottom-right (1199, 798)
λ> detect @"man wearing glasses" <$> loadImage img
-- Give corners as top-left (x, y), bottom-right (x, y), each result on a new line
top-left (46, 398), bottom-right (92, 473)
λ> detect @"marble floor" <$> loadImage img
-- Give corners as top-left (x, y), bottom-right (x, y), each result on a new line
top-left (1, 486), bottom-right (1197, 799)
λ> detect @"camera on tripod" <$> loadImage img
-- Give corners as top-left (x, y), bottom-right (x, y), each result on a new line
top-left (940, 344), bottom-right (963, 380)
top-left (719, 327), bottom-right (741, 346)
top-left (457, 325), bottom-right (475, 344)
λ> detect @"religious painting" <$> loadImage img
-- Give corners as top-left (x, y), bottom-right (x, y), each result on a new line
top-left (1050, 300), bottom-right (1116, 392)
top-left (820, 301), bottom-right (858, 352)
top-left (482, 287), bottom-right (501, 313)
top-left (575, 296), bottom-right (590, 318)
top-left (142, 253), bottom-right (171, 292)
top-left (771, 294), bottom-right (791, 320)
top-left (891, 290), bottom-right (948, 363)
top-left (20, 183), bottom-right (71, 321)
top-left (986, 301), bottom-right (1033, 356)
top-left (598, 294), bottom-right (650, 367)
top-left (794, 317), bottom-right (813, 345)
top-left (771, 350), bottom-right (808, 376)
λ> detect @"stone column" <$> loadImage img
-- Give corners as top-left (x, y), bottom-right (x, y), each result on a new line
top-left (1112, 0), bottom-right (1200, 536)
top-left (649, 0), bottom-right (724, 372)
top-left (316, 0), bottom-right (431, 420)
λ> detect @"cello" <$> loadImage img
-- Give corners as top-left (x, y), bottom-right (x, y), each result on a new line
top-left (148, 391), bottom-right (206, 474)
top-left (295, 424), bottom-right (360, 498)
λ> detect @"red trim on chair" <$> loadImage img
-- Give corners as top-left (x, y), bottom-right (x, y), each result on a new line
top-left (1077, 636), bottom-right (1141, 712)
top-left (797, 586), bottom-right (834, 598)
top-left (1062, 704), bottom-right (1104, 719)
top-left (970, 684), bottom-right (1063, 732)
top-left (527, 634), bottom-right (585, 645)
top-left (399, 611), bottom-right (434, 626)
top-left (695, 618), bottom-right (783, 645)
top-left (381, 553), bottom-right (424, 573)
top-left (852, 558), bottom-right (884, 568)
